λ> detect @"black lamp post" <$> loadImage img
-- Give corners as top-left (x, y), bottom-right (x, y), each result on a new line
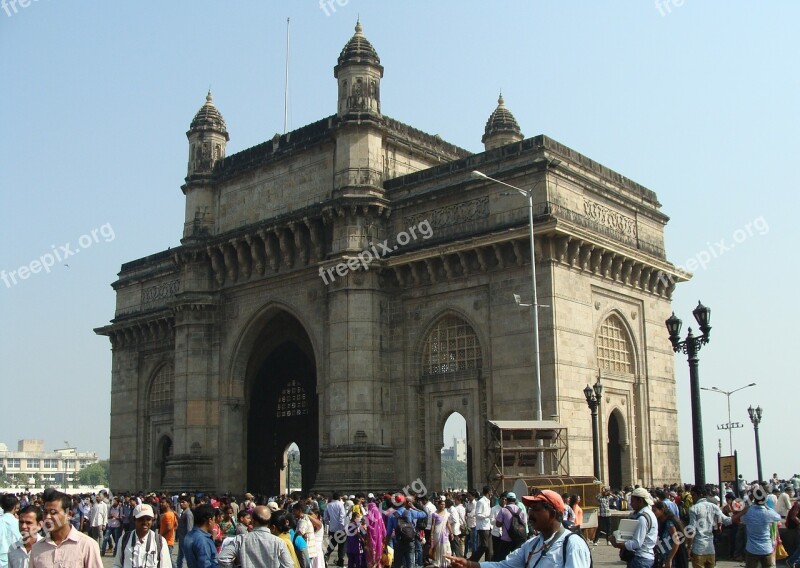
top-left (666, 301), bottom-right (712, 487)
top-left (747, 405), bottom-right (763, 482)
top-left (583, 377), bottom-right (603, 483)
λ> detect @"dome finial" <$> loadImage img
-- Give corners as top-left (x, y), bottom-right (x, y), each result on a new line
top-left (355, 17), bottom-right (362, 34)
top-left (206, 87), bottom-right (213, 103)
top-left (498, 91), bottom-right (504, 106)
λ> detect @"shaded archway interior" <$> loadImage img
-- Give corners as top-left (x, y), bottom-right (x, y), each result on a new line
top-left (246, 311), bottom-right (318, 495)
top-left (607, 412), bottom-right (623, 490)
top-left (156, 435), bottom-right (172, 487)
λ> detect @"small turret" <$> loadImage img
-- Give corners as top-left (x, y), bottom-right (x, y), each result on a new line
top-left (334, 19), bottom-right (384, 119)
top-left (482, 93), bottom-right (524, 150)
top-left (186, 90), bottom-right (229, 177)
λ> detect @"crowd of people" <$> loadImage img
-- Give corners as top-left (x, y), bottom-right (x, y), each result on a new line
top-left (0, 474), bottom-right (797, 568)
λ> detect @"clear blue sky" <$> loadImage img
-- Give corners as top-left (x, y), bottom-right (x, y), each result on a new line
top-left (1, 1), bottom-right (797, 483)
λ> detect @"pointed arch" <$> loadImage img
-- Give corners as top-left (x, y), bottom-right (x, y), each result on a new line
top-left (148, 363), bottom-right (175, 411)
top-left (595, 312), bottom-right (636, 375)
top-left (419, 312), bottom-right (484, 378)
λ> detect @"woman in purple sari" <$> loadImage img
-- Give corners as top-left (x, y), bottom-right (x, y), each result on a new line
top-left (366, 502), bottom-right (387, 568)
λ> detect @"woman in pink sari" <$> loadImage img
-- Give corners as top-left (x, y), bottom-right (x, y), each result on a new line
top-left (366, 502), bottom-right (387, 568)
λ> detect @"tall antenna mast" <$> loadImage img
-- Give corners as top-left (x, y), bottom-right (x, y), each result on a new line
top-left (283, 17), bottom-right (290, 134)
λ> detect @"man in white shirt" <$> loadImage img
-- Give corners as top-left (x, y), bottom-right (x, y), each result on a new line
top-left (8, 506), bottom-right (42, 568)
top-left (464, 492), bottom-right (477, 558)
top-left (776, 487), bottom-right (794, 518)
top-left (448, 496), bottom-right (466, 558)
top-left (88, 495), bottom-right (108, 545)
top-left (112, 504), bottom-right (172, 568)
top-left (470, 486), bottom-right (493, 562)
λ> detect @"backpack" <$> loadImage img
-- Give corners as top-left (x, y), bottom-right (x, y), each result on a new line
top-left (506, 506), bottom-right (527, 548)
top-left (120, 530), bottom-right (164, 568)
top-left (396, 515), bottom-right (417, 544)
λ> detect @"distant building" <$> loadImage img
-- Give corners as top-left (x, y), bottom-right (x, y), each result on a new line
top-left (453, 438), bottom-right (467, 463)
top-left (441, 438), bottom-right (467, 463)
top-left (0, 440), bottom-right (99, 486)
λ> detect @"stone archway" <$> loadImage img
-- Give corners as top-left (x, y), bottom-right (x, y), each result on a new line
top-left (245, 311), bottom-right (318, 495)
top-left (607, 411), bottom-right (623, 490)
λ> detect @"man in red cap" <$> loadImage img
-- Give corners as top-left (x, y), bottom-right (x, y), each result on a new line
top-left (446, 490), bottom-right (591, 568)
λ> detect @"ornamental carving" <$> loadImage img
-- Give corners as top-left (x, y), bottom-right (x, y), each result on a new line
top-left (141, 280), bottom-right (180, 308)
top-left (404, 196), bottom-right (489, 232)
top-left (583, 200), bottom-right (637, 239)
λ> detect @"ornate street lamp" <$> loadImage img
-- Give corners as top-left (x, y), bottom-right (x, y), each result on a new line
top-left (666, 301), bottom-right (712, 486)
top-left (583, 377), bottom-right (603, 482)
top-left (747, 405), bottom-right (764, 482)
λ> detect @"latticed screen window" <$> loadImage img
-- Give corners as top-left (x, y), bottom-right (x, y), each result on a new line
top-left (423, 316), bottom-right (482, 375)
top-left (277, 379), bottom-right (308, 417)
top-left (597, 315), bottom-right (633, 373)
top-left (149, 365), bottom-right (174, 410)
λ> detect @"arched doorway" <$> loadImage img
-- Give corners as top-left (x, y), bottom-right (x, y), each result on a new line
top-left (282, 443), bottom-right (302, 495)
top-left (607, 411), bottom-right (623, 490)
top-left (441, 413), bottom-right (469, 490)
top-left (246, 311), bottom-right (318, 495)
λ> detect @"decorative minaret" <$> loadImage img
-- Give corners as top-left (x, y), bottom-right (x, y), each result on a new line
top-left (482, 93), bottom-right (524, 150)
top-left (182, 90), bottom-right (229, 239)
top-left (331, 19), bottom-right (386, 208)
top-left (333, 19), bottom-right (383, 120)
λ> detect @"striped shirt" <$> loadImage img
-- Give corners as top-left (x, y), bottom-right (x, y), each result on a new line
top-left (217, 527), bottom-right (294, 568)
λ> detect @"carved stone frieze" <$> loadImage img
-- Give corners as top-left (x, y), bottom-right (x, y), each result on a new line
top-left (583, 200), bottom-right (637, 239)
top-left (403, 196), bottom-right (489, 232)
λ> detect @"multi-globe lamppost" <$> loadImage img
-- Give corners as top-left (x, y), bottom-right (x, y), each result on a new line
top-left (583, 378), bottom-right (603, 483)
top-left (747, 405), bottom-right (764, 482)
top-left (666, 301), bottom-right (711, 487)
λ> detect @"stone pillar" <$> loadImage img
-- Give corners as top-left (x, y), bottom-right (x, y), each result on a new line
top-left (163, 293), bottom-right (219, 491)
top-left (108, 340), bottom-right (140, 492)
top-left (314, 267), bottom-right (395, 492)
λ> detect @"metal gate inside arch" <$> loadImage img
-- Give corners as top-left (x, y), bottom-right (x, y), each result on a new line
top-left (246, 316), bottom-right (318, 495)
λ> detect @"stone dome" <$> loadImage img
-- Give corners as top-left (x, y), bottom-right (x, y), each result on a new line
top-left (482, 94), bottom-right (523, 144)
top-left (189, 90), bottom-right (228, 137)
top-left (337, 20), bottom-right (382, 69)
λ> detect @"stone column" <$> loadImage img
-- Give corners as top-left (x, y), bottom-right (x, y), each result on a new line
top-left (163, 293), bottom-right (218, 491)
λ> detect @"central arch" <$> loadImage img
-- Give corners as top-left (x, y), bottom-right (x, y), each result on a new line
top-left (607, 410), bottom-right (624, 490)
top-left (245, 310), bottom-right (318, 495)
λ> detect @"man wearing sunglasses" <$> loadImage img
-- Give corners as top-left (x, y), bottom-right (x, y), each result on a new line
top-left (446, 490), bottom-right (591, 568)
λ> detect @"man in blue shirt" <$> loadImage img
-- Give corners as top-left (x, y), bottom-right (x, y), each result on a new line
top-left (324, 492), bottom-right (349, 567)
top-left (735, 492), bottom-right (781, 568)
top-left (445, 490), bottom-right (591, 568)
top-left (686, 485), bottom-right (732, 568)
top-left (1, 494), bottom-right (22, 568)
top-left (387, 496), bottom-right (427, 568)
top-left (183, 504), bottom-right (218, 568)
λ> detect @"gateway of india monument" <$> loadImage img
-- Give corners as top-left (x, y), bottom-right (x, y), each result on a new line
top-left (96, 21), bottom-right (685, 495)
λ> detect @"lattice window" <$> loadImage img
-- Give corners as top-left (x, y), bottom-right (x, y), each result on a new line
top-left (596, 315), bottom-right (634, 374)
top-left (422, 316), bottom-right (483, 375)
top-left (149, 365), bottom-right (174, 410)
top-left (277, 380), bottom-right (308, 417)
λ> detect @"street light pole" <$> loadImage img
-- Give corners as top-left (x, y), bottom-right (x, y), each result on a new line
top-left (471, 169), bottom-right (550, 474)
top-left (700, 383), bottom-right (756, 454)
top-left (583, 377), bottom-right (604, 483)
top-left (666, 302), bottom-right (712, 487)
top-left (747, 406), bottom-right (764, 482)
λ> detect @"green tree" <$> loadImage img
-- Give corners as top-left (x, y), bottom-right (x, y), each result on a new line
top-left (441, 457), bottom-right (468, 490)
top-left (78, 462), bottom-right (108, 486)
